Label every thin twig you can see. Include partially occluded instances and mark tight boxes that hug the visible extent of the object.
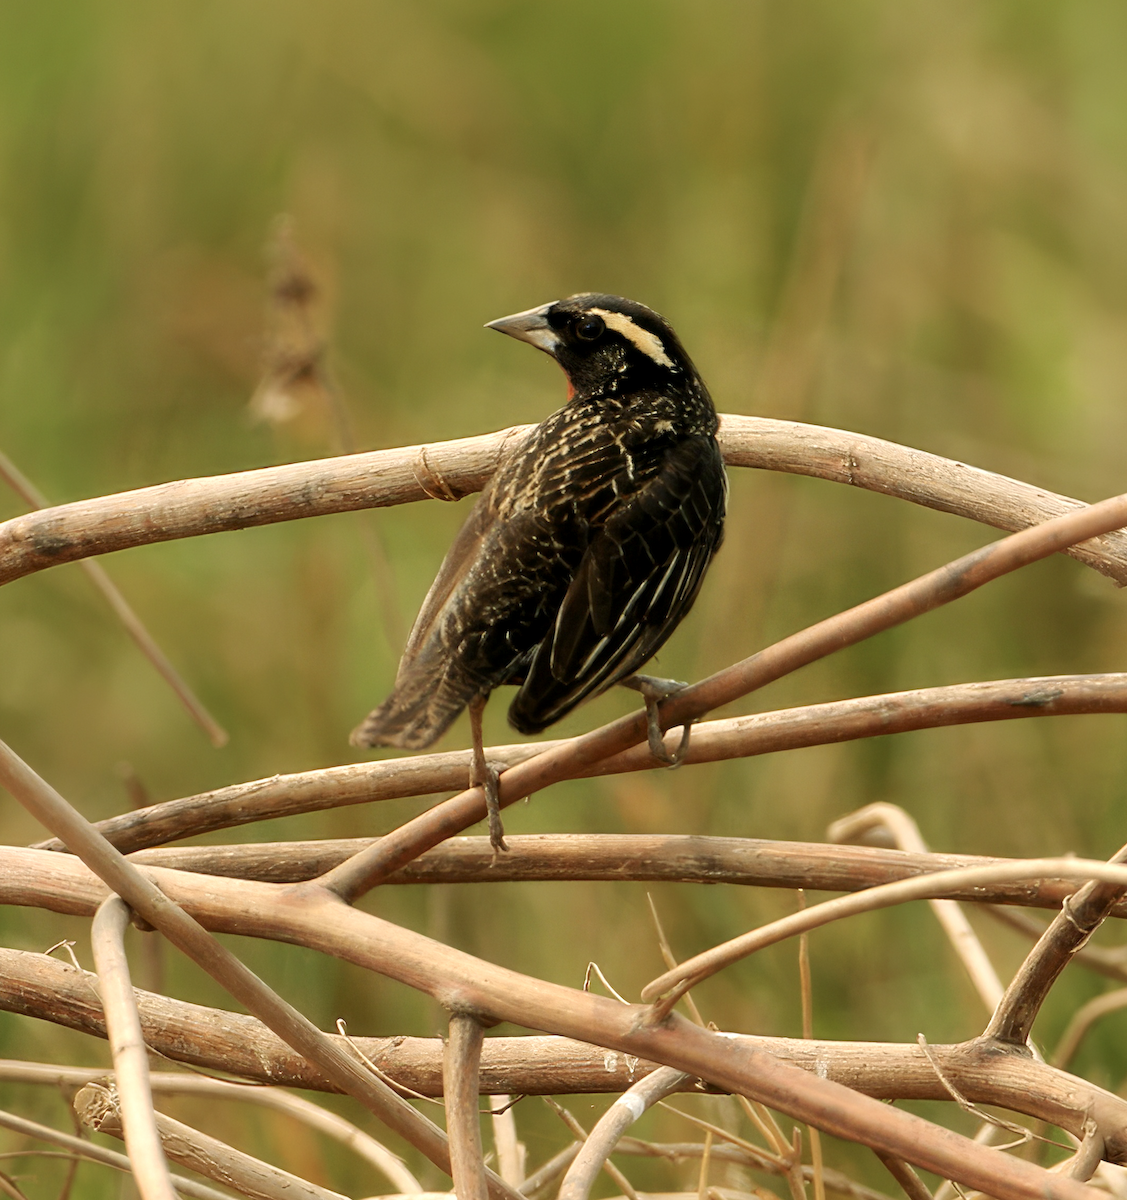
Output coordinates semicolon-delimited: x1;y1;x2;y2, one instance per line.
642;858;1127;1007
90;896;177;1200
491;1095;526;1188
1051;988;1127;1068
320;492;1127;903
797;895;826;1200
875;1153;933;1200
544;1099;639;1200
444;1015;489;1200
0;447;227;746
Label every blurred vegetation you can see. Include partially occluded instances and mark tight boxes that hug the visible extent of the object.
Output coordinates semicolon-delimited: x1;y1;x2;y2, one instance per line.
2;1;1127;1195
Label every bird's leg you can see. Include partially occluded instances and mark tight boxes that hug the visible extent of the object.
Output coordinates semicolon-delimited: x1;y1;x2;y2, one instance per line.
468;694;508;854
620;674;693;767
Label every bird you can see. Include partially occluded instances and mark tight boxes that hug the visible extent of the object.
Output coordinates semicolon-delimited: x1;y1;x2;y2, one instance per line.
351;293;727;850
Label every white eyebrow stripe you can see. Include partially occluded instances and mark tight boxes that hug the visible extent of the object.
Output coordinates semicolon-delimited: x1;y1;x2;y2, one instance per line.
588;308;675;369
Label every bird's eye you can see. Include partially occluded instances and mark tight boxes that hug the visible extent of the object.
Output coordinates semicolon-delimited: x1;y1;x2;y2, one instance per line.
574;314;605;341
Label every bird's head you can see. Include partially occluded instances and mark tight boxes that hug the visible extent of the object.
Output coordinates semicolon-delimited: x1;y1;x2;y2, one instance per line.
486;293;700;400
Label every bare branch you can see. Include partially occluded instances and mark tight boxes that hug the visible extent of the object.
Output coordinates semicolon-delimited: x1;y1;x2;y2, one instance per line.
74;1081;348;1200
320;493;1127;903
985;843;1127;1046
0;1106;231;1200
444;1015;489;1200
559;1067;688;1200
642;858;1127;1006
5;416;1127;585
119;834;1127;922
90;896;177;1200
0;1058;419;1192
36;674;1127;855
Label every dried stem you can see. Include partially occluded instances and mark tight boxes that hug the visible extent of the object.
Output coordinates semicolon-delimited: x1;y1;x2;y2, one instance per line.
0;1106;231;1200
642;858;1127;1005
320;493;1127;904
5;416;1127;585
874;1154;934;1200
0;447;226;746
0;1059;420;1192
985;843;1127;1045
558;1067;689;1200
444;1014;489;1200
90;896;177;1200
74;1082;347;1200
117;834;1127;919
36;674;1127;855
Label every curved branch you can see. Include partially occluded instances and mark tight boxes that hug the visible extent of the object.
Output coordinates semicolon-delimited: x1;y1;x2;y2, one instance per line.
35;674;1127;855
559;1067;689;1200
3;416;1126;587
642;859;1127;1005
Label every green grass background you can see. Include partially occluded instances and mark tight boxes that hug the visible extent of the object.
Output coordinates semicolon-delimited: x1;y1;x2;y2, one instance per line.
2;1;1127;1194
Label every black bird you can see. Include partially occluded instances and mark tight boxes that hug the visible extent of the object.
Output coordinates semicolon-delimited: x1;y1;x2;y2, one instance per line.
352;293;727;849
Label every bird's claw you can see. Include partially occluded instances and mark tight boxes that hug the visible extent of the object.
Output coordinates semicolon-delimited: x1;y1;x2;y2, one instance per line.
470;759;508;855
621;674;693;768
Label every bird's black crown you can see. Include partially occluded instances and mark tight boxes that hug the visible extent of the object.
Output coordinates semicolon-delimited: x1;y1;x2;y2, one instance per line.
487;292;702;400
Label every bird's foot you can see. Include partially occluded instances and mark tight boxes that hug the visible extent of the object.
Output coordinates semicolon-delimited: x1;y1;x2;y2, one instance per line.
621;674;693;768
470;759;509;855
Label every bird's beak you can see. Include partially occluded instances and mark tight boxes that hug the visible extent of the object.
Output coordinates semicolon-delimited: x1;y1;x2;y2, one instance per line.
485;303;560;357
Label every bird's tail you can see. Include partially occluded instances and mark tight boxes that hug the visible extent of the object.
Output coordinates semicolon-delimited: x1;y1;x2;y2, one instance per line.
350;669;476;750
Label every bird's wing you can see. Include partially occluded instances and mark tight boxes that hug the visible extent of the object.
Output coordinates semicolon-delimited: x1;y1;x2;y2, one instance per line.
394;487;499;679
508;434;726;734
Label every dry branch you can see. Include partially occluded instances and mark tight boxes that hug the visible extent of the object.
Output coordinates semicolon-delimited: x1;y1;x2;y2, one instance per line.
0;1106;231;1200
0;447;227;746
642;858;1127;1005
0;1058;420;1193
35;674;1127;855
121;835;1127;919
75;1082;347;1200
4;416;1127;587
